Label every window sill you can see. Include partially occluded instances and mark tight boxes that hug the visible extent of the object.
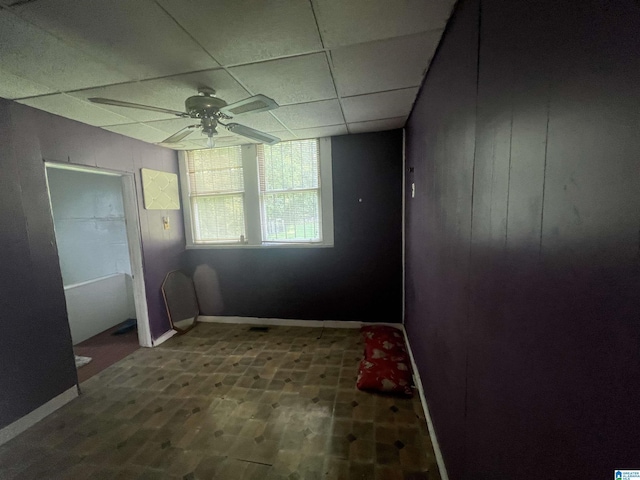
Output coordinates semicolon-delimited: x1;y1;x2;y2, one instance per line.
185;243;334;250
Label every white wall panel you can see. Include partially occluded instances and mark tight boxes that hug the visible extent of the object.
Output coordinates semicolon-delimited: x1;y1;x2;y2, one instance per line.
47;168;131;285
64;273;135;344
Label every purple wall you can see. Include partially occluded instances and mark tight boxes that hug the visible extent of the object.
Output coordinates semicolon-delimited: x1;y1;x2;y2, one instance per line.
186;131;403;322
0;99;184;429
405;0;640;478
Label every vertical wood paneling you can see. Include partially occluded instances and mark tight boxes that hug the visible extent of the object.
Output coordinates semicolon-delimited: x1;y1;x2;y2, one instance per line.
406;0;640;478
405;0;479;477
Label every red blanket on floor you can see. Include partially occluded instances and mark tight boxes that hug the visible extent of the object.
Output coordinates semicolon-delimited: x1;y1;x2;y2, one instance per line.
357;325;413;397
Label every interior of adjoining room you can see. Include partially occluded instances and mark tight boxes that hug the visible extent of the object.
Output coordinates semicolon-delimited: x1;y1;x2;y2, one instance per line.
45;163;153;381
0;0;639;479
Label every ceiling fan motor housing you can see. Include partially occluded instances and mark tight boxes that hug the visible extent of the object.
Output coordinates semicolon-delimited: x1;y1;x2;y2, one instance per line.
185;95;228;118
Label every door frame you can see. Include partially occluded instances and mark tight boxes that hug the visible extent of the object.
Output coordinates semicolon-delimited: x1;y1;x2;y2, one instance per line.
44;162;153;348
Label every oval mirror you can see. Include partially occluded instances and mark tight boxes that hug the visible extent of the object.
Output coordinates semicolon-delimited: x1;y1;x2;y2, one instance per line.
161;270;198;334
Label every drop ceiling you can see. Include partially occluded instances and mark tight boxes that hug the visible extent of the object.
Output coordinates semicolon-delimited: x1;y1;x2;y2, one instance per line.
0;0;455;150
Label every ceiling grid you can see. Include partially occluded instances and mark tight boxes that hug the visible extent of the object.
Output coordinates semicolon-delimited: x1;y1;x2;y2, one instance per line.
307;0;349;135
0;0;456;149
153;0;297;140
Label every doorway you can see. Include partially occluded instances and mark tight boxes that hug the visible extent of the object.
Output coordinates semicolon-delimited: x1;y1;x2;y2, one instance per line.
45;163;152;380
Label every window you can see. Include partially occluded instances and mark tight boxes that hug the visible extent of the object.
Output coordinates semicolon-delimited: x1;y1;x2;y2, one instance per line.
180;138;333;248
258;140;321;243
186;146;246;243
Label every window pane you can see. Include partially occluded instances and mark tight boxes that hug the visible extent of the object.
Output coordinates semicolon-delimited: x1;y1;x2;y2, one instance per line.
188;146;244;194
192;194;245;242
258;139;319;192
261;191;320;242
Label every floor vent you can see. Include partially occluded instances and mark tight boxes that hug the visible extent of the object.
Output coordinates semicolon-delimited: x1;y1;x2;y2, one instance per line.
248;326;269;332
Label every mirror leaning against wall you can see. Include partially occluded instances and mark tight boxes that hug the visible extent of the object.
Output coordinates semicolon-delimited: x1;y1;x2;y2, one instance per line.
161;270;199;334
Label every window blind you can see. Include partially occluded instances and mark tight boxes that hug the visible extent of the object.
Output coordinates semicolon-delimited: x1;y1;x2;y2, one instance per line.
257;139;321;242
187;146;246;242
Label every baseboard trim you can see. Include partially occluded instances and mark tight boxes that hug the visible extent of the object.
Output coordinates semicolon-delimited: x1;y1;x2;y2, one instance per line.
153;329;177;346
402;327;449;480
0;386;78;447
197;316;401;330
198;316;328;328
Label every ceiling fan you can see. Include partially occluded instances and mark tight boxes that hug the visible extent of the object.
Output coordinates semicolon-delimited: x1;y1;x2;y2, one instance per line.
88;87;281;147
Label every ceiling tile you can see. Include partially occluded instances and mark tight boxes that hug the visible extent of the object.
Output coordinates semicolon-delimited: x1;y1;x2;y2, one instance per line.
269;131;297;142
330;31;441;97
341;87;419;123
1;1;452;148
17;94;133;127
312;0;455;48
70;69;249;123
177;140;208;151
156;0;322;65
0;70;56;100
13;0;217;80
229;53;336;105
292;125;348;139
102;123;168;143
348;116;407;134
273;100;344;130
0;10;131;94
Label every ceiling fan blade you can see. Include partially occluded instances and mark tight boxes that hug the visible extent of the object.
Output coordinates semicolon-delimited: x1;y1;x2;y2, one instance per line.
160;125;199;143
88;97;188;117
218;94;279;117
224;123;280;145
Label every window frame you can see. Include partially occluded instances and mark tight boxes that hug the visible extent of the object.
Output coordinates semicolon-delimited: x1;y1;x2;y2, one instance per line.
179;137;333;249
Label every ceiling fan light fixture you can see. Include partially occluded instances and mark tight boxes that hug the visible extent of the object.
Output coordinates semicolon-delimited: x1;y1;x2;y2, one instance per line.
88;87;280;149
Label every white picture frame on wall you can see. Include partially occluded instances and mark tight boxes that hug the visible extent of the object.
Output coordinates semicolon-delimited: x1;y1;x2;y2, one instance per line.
141;168;180;210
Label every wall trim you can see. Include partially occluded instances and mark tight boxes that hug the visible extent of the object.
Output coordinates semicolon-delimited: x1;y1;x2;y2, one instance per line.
0;386;78;447
402;327;449;480
120;173;153;348
152;329;177;346
401;127;406;325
